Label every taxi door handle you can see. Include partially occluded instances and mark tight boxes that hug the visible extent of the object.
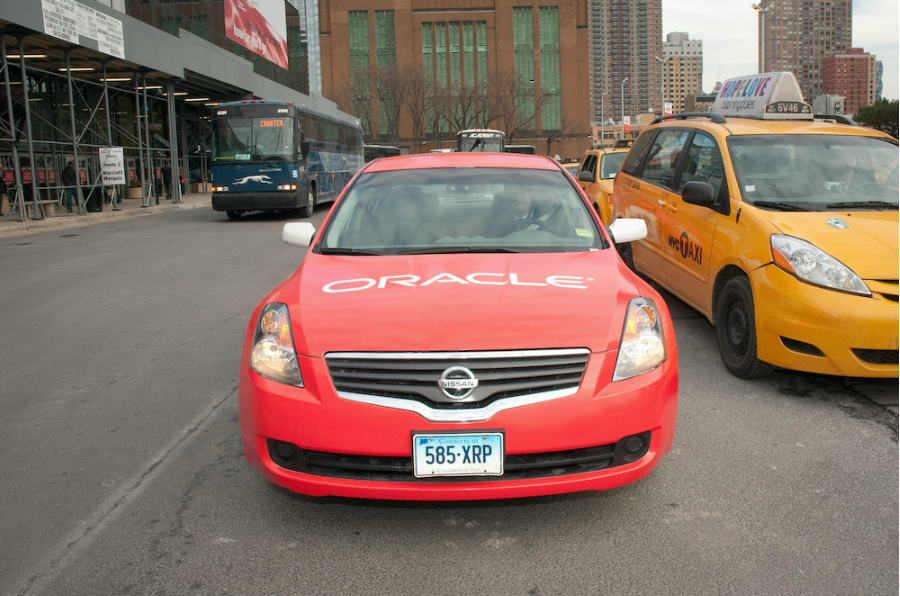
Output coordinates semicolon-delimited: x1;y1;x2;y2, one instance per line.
657;200;677;213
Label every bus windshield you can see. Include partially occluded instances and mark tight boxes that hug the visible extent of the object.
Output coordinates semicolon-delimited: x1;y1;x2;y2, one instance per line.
458;130;505;152
213;117;294;161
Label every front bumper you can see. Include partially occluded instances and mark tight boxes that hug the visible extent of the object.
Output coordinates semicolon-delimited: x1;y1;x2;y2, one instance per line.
211;191;301;212
239;349;678;500
752;265;899;378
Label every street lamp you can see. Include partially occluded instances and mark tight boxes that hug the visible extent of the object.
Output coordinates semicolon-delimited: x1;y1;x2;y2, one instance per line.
621;77;629;140
751;3;773;73
655;56;667;115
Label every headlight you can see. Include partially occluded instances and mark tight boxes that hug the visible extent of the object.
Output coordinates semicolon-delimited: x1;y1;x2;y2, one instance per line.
250;303;304;386
613;298;667;381
771;235;870;296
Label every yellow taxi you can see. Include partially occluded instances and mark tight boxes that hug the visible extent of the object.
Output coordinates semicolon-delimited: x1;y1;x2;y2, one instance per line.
575;144;632;224
614;72;898;379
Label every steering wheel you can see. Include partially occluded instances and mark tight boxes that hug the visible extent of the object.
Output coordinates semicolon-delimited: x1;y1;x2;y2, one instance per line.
506;218;558;235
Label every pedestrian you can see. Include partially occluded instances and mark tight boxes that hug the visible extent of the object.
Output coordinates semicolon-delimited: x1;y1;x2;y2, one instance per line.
160;164;173;200
62;162;78;212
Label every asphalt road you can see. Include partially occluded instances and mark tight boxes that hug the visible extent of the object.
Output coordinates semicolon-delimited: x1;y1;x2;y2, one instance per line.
1;208;896;596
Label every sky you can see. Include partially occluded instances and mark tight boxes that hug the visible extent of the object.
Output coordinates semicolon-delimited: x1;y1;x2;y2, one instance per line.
662;0;899;100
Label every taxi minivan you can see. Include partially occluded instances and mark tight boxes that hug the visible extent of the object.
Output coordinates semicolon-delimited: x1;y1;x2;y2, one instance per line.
614;72;898;379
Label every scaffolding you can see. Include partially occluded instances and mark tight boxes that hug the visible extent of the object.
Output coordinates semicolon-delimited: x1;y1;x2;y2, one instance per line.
1;29;218;223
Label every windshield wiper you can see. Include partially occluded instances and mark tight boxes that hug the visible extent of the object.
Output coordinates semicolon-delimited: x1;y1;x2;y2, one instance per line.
825;201;898;210
751;200;815;212
396;246;524;255
318;247;386;256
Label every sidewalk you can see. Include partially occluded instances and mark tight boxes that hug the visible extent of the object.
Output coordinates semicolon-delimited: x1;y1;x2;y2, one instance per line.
0;192;212;238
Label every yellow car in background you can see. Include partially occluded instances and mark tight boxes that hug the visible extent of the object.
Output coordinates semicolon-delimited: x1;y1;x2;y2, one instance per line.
575;146;631;224
614;72;898;379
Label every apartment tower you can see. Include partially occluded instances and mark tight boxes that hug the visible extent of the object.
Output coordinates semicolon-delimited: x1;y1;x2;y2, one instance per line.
754;0;852;101
589;0;663;127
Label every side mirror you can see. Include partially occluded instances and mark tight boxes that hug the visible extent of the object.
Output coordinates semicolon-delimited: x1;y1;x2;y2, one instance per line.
682;181;715;207
282;222;316;247
577;170;595;183
608;218;647;244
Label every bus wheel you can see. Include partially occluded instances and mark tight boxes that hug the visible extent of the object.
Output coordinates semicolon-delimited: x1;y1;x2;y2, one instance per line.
226;210;241;221
715;276;774;379
299;188;315;218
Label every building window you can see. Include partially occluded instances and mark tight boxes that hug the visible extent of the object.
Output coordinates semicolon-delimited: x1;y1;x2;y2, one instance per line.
513;7;535;119
539;6;561;130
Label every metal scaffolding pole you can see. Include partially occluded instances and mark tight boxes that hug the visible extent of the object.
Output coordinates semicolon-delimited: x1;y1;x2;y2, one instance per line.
19;39;43;220
134;72;147;206
65;50;84;214
1;38;26;222
101;62;119;211
142;73;154;206
166;79;181;204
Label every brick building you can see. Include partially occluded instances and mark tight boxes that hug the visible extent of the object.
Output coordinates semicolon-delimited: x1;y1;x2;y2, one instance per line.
318;0;592;159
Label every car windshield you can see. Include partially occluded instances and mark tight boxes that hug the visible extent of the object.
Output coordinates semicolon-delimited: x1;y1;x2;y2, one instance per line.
600;152;628;179
320;167;605;254
729;135;899;210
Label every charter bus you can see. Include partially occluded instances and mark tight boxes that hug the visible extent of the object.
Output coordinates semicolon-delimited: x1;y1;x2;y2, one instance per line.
211;100;364;220
363;144;401;162
457;129;505;152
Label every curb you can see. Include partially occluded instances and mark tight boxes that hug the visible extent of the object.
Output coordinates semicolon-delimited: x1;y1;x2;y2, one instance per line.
0;199;212;239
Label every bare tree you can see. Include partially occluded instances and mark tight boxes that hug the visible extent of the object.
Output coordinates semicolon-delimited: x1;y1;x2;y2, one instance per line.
545;113;573;158
372;65;402;145
449;80;488;133
342;67;374;142
488;69;545;144
424;80;452;149
397;66;427;152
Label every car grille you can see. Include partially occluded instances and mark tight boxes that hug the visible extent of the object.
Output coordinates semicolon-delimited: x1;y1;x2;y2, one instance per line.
266;432;651;482
325;349;590;409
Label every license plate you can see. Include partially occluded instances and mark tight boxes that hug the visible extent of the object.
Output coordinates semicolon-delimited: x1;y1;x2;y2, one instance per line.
412;432;504;478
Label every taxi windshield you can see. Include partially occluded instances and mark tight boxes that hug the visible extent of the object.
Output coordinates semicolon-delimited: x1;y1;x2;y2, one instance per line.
729;135;899;210
320;168;604;254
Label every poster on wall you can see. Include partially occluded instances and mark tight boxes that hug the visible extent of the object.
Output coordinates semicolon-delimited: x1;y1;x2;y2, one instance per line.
225;0;289;69
99;147;125;186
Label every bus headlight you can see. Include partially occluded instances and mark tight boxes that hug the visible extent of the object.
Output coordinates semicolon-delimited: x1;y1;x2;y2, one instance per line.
277;184;297;191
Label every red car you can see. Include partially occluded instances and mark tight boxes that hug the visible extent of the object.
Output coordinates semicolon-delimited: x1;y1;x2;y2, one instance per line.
239;152;678;500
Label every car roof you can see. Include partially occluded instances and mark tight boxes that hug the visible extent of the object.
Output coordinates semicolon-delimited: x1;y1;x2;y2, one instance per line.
361;152;564;173
652;115;893;139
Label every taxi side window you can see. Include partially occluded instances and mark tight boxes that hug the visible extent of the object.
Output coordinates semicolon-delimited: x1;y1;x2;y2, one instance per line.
621;131;655;176
639;129;690;190
677;132;725;199
580;154;598;179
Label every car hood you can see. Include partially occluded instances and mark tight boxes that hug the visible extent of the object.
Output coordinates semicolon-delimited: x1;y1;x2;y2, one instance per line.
760;210;898;279
280;251;640;356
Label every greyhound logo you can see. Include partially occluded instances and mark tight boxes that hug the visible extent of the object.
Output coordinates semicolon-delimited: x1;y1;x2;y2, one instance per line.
234;175;273;185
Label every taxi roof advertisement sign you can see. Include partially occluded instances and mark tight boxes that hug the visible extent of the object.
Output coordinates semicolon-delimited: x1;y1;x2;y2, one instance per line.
224;0;289;69
713;72;812;120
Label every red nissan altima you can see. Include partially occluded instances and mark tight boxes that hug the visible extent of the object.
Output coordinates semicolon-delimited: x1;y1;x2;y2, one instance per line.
239;152;678;500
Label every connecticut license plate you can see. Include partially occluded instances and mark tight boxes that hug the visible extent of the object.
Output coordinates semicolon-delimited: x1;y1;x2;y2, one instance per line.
412;432;504;478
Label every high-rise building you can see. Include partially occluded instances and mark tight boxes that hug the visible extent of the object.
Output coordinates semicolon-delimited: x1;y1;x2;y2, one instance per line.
753;0;851;101
823;48;878;116
319;0;591;157
662;32;703;115
589;0;663;128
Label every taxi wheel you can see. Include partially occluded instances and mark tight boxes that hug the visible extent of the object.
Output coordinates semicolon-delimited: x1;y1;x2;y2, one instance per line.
715;277;774;379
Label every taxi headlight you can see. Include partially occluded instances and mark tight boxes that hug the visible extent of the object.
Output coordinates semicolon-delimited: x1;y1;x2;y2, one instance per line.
249;303;304;386
613;298;667;381
771;235;870;296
